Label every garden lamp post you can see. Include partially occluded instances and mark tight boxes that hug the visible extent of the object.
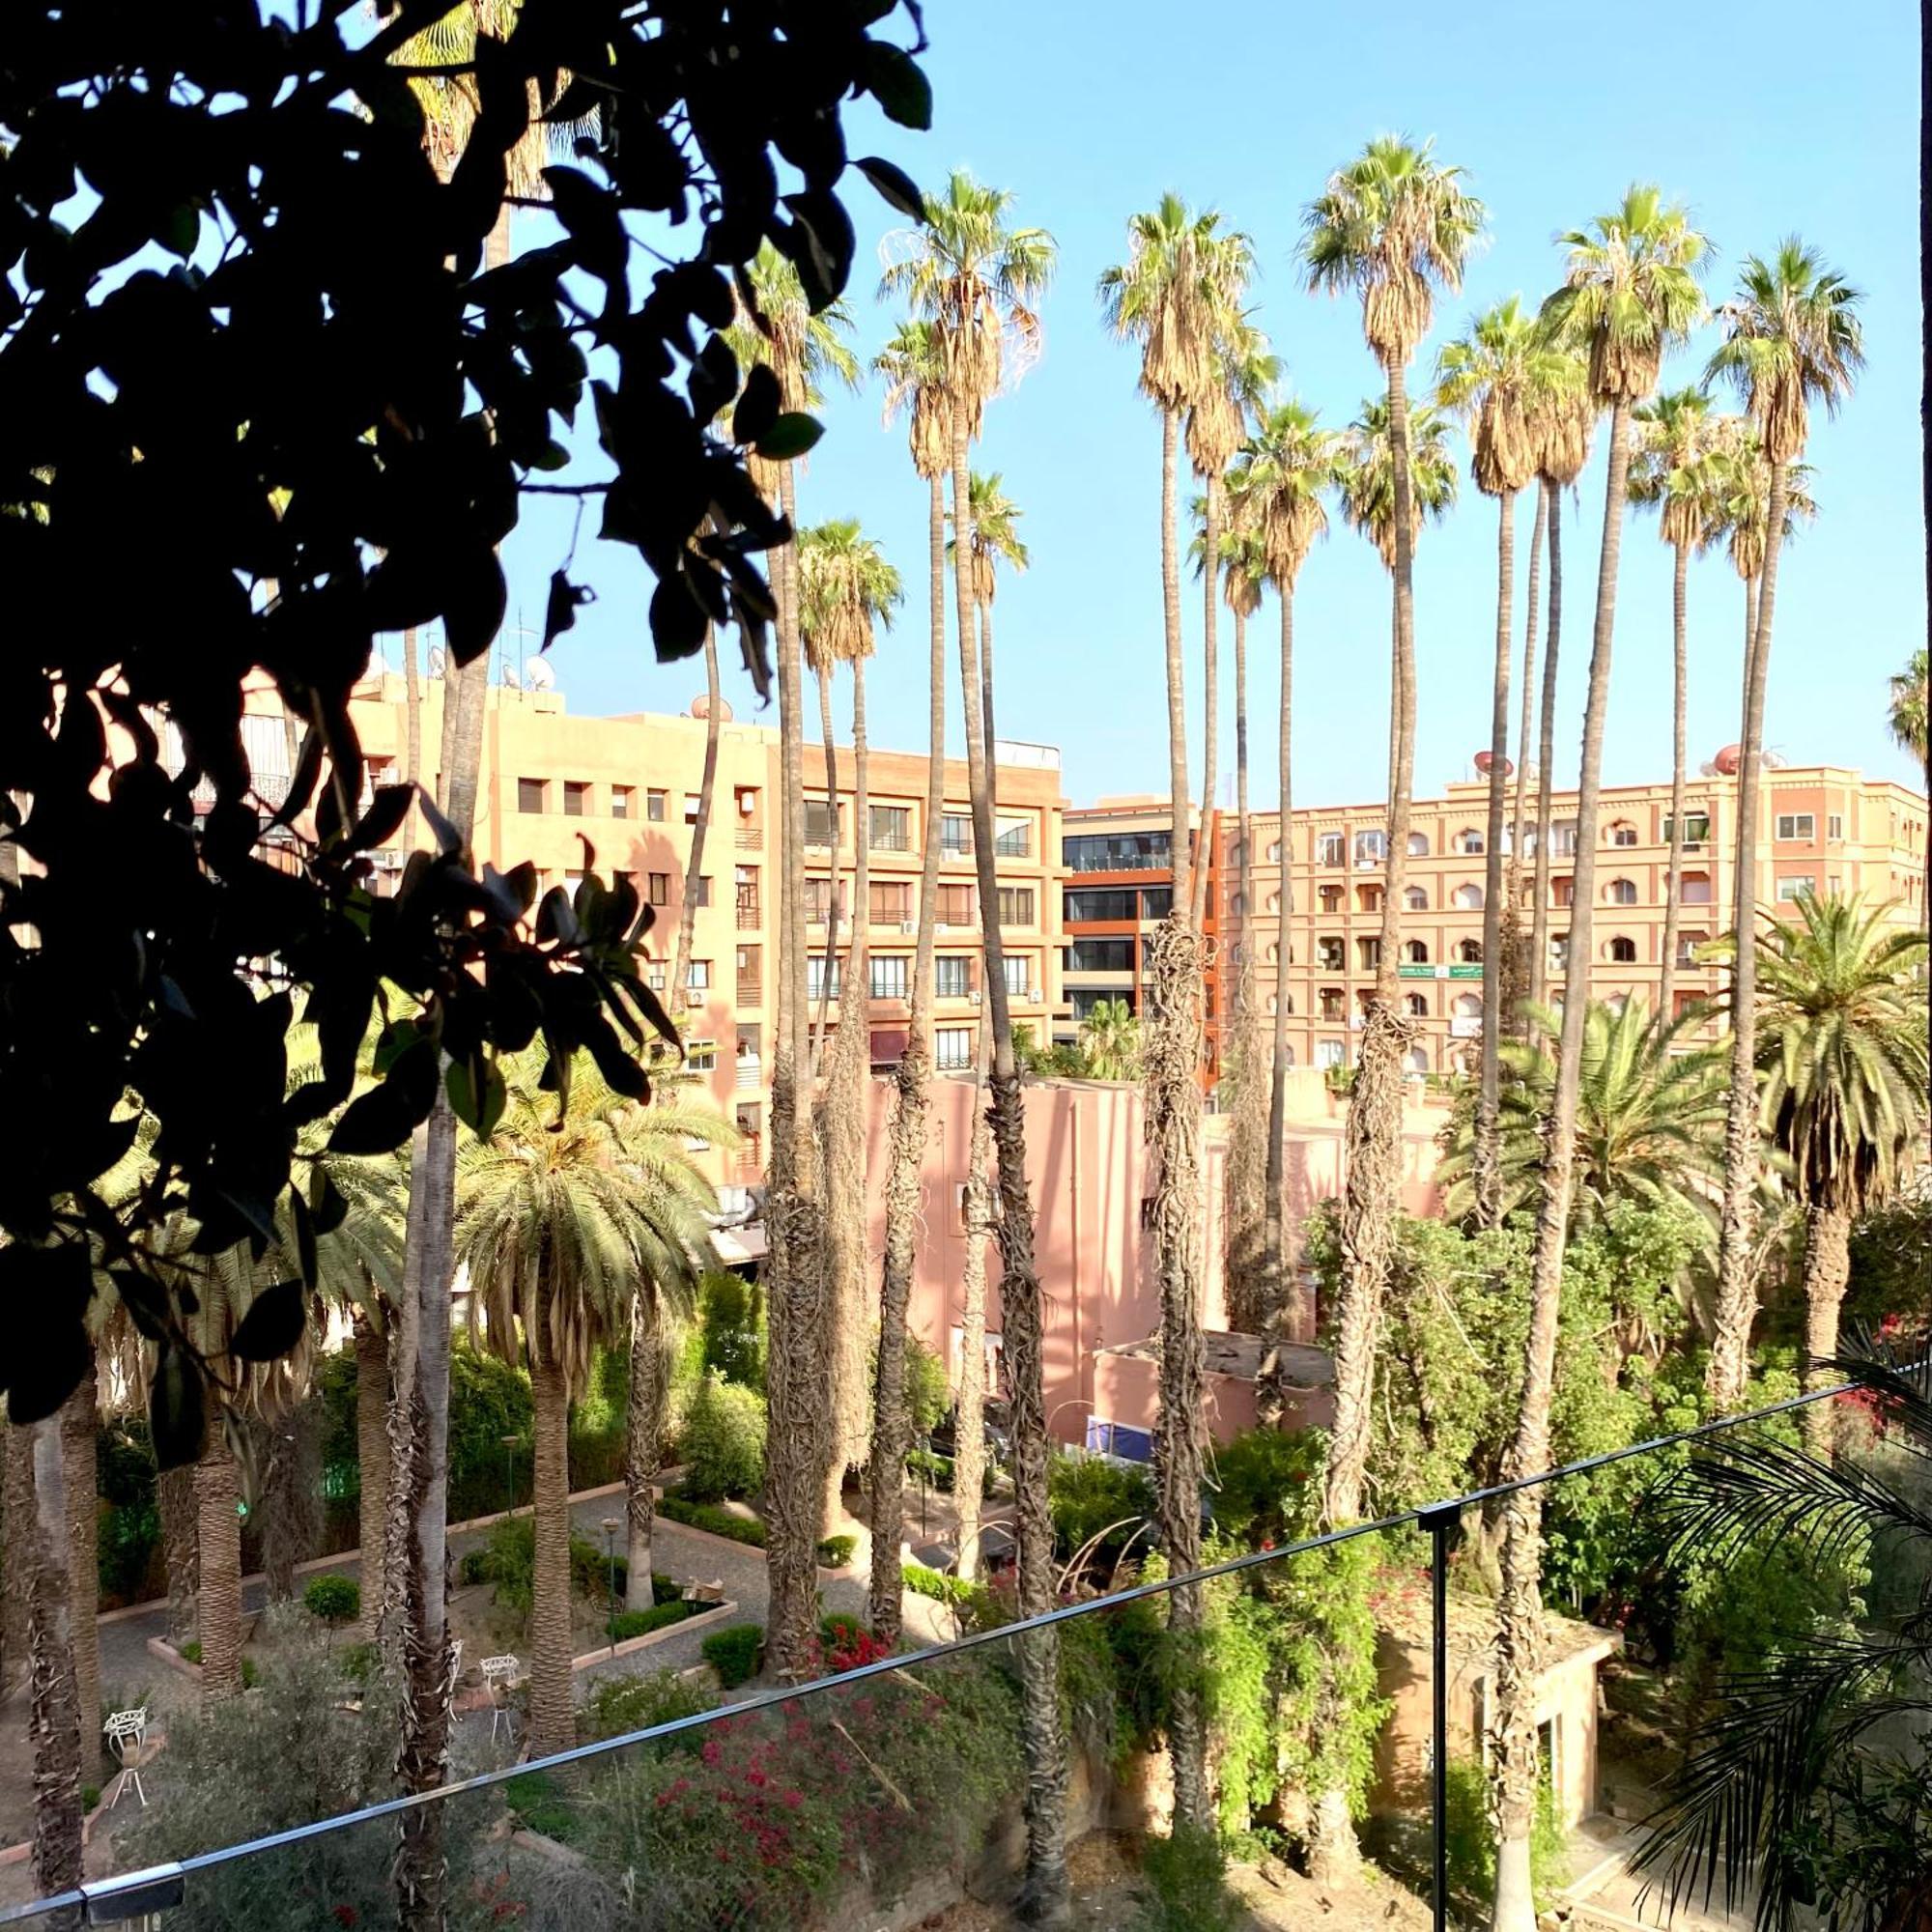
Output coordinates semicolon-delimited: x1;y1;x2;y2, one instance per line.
601;1516;622;1657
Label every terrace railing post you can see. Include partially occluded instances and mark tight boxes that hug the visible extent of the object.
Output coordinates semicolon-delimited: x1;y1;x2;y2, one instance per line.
1418;1501;1459;1932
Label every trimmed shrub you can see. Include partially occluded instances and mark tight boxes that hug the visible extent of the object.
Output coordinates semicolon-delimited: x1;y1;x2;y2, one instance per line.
658;1494;766;1548
696;1271;766;1391
679;1373;766;1502
700;1622;763;1689
301;1574;359;1628
1130;1824;1239;1931
578;1667;714;1745
605;1602;693;1643
477;1514;630;1624
814;1532;856;1569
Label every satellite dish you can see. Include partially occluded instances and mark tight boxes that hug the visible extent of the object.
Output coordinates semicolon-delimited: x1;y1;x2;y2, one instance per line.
502;664;521;689
525;656;556;691
692;693;734;723
427;645;446;679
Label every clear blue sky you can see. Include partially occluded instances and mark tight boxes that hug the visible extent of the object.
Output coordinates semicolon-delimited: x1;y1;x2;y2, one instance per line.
477;0;1926;812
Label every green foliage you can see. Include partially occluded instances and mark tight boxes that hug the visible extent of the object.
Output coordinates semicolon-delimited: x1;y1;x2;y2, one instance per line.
579;1668;716;1745
301;1574;359;1627
476;1515;632;1627
1207;1427;1324;1548
696;1271;767;1391
606;1603;693;1643
700;1622;764;1688
679;1372;768;1502
815;1533;856;1568
901;1561;988;1612
903;1331;951;1437
1442;1759;1569;1912
1846;1193;1932;1334
440;1343;534;1520
178;1640;200;1664
505;1771;582;1845
1130;1824;1240;1932
1048;1450;1154;1571
659;1494;767;1548
906;1442;997;1497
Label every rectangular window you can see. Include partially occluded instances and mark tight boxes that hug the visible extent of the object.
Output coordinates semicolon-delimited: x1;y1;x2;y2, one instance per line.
684;793;702;825
1357;937;1381;971
1353;829;1386;864
804;878;841;924
1776;876;1816;902
1662;811;1710;846
1316;1039;1345;1070
562;781;588;817
1317;938;1345;971
807;955;841;1001
611;785;633;821
804;799;838;847
1003;954;1030;997
1316;831;1345;867
869;955;909;1001
1828;813;1845;841
694;876;712;909
1549;820;1578;858
935;1027;974;1070
648;872;670;906
517;777;546;814
870;805;911;851
646;788;668;822
1776;812;1816;842
1068;936;1134;973
1065;888;1135;922
936;956;974;999
1063;831;1169;873
685;1038;718;1073
993;816;1031;859
686;960;710;991
1138;886;1174;921
935;883;975;925
940;812;973;857
868;880;913;925
996;887;1035;927
1551;877;1574;908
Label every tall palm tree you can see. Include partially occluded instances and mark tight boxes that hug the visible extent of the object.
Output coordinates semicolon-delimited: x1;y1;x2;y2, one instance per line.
883;169;1068;1922
799;520;902;1529
723;243;859;1681
1077;996;1144;1080
1098;191;1255;1836
953;470;1031;722
1229;399;1338;1376
1436;297;1568;1224
1629;389;1725;1021
454;1055;725;1757
1705;242;1864;1413
1300;146;1483;1620
1489;185;1708;1932
1890;648;1931;908
1525;359;1597;1010
867;319;951;1646
1336;398;1460;564
18;1396;82;1903
1745;895;1927;1445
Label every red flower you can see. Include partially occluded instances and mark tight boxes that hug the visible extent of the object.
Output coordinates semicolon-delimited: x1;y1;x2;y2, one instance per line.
332;1910;357;1929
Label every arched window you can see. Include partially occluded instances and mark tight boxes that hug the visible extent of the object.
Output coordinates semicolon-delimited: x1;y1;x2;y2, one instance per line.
1282;1044;1296;1069
1457;938;1483;964
1452;883;1484;910
1405;1046;1430;1076
1407;831;1431;857
1404;885;1428;911
1605;877;1637;906
1454;991;1482;1019
1607;820;1638;847
1403;939;1429;964
1455;828;1484;855
1404;992;1429;1017
1357;884;1383;913
1267;840;1283;864
1605;935;1637;964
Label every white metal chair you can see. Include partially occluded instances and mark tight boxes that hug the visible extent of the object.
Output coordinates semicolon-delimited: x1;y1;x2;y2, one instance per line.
104;1708;151;1809
480;1654;520;1746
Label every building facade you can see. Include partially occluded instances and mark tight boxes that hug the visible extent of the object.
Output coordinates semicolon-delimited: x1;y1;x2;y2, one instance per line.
1211;763;1927;1081
332;671;1069;1183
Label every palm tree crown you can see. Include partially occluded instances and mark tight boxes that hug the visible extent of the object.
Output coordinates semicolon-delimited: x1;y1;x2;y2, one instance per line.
1077;997;1143;1081
1628;388;1726;551
1710;433;1819;582
724;242;861;415
1435;295;1570;497
1337;396;1459;568
1228;397;1338;591
874;319;951;481
1540;185;1709;403
798;519;903;678
1706;240;1864;466
1889;648;1930;771
1301;135;1487;370
948;472;1029;607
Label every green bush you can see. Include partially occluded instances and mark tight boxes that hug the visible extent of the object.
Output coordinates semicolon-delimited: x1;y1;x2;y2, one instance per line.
659;1494;766;1548
605;1602;692;1643
504;1770;581;1845
650;1572;681;1605
1048;1450;1154;1568
700;1622;763;1688
818;1610;866;1652
1130;1824;1239;1932
459;1548;489;1586
301;1574;359;1627
567;1341;630;1492
815;1532;856;1569
179;1647;261;1688
901;1561;977;1607
475;1515;632;1626
905;1445;997;1498
178;1640;201;1663
679;1373;767;1502
1442;1758;1568;1911
696;1271;766;1390
578;1667;714;1744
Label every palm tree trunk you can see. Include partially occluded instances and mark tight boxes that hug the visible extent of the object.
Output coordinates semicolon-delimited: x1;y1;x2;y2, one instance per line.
670;627;722;1002
623;1285;661;1612
1500;482;1548;1037
763;462;828;1684
1491;397;1634;1932
158;1463;198;1648
195;1435;243;1701
1192;479;1220;933
953;1044;992;1586
867;470;949;1643
60;1366;100;1780
811;665;842;1080
1659;542;1691;1022
355;1310;389;1639
26;1416;83;1907
1261;585;1297;1409
1709;465;1791;1412
1474;487;1518;1227
952;397;1068;1923
526;1353;573;1759
1160;409;1193;911
3;1425;29;1694
1528;481;1564;1011
1226;599;1268;1333
819;658;871;1533
401;625;423;855
1800;1202;1853;1456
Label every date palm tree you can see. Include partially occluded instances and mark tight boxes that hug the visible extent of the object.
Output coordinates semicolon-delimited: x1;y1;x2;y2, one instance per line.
723;243;859;1681
1228;399;1339;1375
1098;191;1256;1835
455;1054;727;1757
1489;185;1708;1932
1890;648;1931;901
1077;996;1144;1081
882;169;1068;1921
798;520;902;1529
1705;242;1864;1414
1738;895;1927;1446
1630;389;1726;1021
867;319;951;1645
1300;146;1483;1616
1436;297;1569;1224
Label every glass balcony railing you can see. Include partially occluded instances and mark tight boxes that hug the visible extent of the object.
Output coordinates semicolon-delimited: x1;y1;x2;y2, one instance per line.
0;1378;1889;1932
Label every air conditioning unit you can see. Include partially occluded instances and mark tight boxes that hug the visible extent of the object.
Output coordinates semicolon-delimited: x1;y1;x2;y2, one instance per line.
935;922;951;932
685;990;704;1009
968;990;982;1007
1029;987;1042;1003
899;920;916;934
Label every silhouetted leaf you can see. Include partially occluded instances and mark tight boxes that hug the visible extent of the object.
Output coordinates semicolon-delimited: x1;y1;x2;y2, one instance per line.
854;156;925;220
148;1342;207;1472
754;412;824;462
347;784;412;854
731;364;781;445
542;569;594;650
864;46;933;129
228;1278;306;1363
327;1038;440;1153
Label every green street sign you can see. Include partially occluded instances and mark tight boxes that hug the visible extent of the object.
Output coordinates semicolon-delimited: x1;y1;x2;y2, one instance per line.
1397;964;1435;980
1447;964;1483;980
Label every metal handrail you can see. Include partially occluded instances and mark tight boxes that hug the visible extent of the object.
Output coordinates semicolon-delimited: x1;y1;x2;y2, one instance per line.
0;1374;1868;1929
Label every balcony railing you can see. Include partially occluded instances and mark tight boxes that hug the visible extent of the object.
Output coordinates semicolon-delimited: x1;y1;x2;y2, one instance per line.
734;824;763;851
735;979;761;1008
735;897;760;929
733;1056;762;1090
1063;849;1169;874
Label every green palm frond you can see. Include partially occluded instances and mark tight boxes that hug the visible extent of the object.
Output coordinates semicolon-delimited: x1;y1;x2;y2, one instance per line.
798;518;902;674
1228;396;1338;592
1336;396;1459;569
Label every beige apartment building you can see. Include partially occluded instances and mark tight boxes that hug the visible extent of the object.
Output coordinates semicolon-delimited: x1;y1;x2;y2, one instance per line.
335;671;1068;1181
1211;763;1927;1081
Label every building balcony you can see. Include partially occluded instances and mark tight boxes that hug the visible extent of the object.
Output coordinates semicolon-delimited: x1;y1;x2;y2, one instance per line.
735;980;762;1008
734;825;763;852
734;1058;762;1091
736;899;761;930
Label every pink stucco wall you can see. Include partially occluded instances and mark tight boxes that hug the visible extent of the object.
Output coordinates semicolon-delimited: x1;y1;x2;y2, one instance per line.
858;1069;1447;1448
